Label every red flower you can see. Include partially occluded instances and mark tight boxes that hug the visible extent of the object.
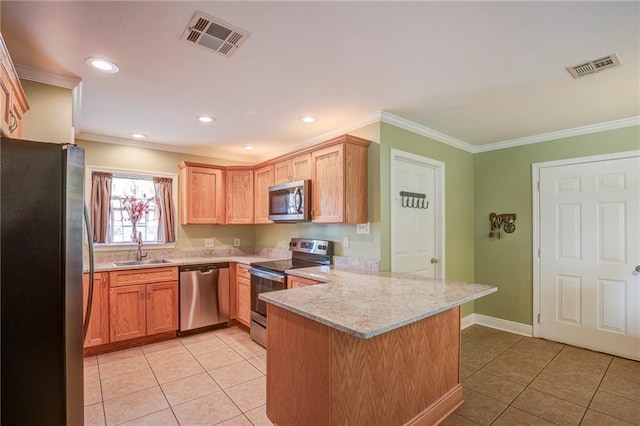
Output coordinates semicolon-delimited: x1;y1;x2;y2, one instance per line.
121;194;154;225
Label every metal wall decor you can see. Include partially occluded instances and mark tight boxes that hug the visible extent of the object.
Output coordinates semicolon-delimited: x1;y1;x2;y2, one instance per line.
400;191;429;209
489;212;516;239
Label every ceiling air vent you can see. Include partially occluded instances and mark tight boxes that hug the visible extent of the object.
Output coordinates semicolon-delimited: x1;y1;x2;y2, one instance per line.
180;11;250;58
566;53;620;79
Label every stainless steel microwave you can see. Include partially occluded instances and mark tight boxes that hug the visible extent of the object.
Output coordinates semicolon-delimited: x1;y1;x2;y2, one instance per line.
268;180;311;222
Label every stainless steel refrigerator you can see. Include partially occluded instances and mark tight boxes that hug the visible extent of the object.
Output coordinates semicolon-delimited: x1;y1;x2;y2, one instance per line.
1;138;85;425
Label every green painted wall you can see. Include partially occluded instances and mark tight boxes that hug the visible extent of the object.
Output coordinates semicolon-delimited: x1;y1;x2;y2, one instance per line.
21;80;73;144
77;139;255;251
474;126;640;325
379;123;476;317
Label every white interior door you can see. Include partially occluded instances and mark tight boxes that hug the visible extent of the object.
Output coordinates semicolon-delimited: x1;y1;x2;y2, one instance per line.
538;155;640;360
390;150;444;278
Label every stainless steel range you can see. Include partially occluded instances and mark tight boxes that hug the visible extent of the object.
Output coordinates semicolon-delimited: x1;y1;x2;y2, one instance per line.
248;238;333;347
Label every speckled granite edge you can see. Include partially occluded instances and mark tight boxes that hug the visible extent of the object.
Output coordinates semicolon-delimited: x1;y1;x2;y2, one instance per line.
264;286;496;339
87;255;273;273
261;267;498;339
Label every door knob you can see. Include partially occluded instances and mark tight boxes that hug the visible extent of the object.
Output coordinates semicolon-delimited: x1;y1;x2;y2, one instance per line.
636;265;640;273
430;258;439;264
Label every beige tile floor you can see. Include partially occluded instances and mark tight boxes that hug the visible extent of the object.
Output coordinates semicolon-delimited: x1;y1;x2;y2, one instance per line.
84;325;640;425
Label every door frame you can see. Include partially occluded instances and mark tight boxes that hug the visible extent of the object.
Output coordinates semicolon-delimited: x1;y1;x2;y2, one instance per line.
390;149;446;279
531;150;640;338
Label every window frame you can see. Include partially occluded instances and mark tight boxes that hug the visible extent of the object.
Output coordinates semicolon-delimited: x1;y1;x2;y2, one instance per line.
85;165;178;251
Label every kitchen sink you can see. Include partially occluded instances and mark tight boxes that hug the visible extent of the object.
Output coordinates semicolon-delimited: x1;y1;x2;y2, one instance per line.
112;259;173;267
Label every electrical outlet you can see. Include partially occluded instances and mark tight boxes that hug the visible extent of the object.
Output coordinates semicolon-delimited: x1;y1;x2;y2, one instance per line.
204;238;214;248
356;222;370;234
343;236;350;248
233;238;240;247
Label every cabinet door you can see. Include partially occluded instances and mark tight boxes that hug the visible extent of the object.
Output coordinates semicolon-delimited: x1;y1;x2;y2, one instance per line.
146;281;179;335
274;160;292;185
312;144;344;223
291;153;312;181
236;276;251;327
288;275;322;289
254;165;274;224
226;169;254;224
83;272;110;348
180;166;224;224
110;284;146;342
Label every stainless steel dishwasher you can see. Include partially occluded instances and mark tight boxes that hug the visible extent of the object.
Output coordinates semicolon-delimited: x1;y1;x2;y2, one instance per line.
179;263;230;334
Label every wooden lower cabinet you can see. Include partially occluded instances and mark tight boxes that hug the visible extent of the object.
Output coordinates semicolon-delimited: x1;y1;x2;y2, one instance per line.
110;284;146;342
288;275;322;289
83;272;110;348
109;267;179;343
236;264;251;327
146;282;179;335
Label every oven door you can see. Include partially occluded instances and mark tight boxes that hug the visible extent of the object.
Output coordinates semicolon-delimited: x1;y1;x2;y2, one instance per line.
248;267;287;320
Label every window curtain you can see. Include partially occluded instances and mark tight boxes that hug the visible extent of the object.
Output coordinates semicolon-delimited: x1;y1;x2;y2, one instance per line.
153;177;176;243
91;172;113;243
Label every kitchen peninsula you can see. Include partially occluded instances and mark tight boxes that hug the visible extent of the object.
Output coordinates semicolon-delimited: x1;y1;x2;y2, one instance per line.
260;267;497;426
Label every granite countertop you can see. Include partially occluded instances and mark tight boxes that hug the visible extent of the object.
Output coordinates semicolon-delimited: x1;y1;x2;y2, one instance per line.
260;266;497;339
87;255;272;272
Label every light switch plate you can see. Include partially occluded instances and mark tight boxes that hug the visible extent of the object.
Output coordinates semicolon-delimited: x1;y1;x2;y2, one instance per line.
204;238;214;248
356;222;370;234
343;236;350;248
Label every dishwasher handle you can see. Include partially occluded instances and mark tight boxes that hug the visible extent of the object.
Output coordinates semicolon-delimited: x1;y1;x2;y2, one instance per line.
179;263;230;273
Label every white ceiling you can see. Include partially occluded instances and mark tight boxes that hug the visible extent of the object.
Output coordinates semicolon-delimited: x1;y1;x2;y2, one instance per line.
3;1;639;162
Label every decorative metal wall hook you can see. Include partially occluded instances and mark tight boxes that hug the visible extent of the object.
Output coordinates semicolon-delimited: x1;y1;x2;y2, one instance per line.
400;191;429;209
489;212;516;239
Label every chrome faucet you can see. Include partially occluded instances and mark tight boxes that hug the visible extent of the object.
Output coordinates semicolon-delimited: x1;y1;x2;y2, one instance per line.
136;232;147;261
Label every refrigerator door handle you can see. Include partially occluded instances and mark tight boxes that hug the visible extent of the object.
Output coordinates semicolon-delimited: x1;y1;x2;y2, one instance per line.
83;203;96;341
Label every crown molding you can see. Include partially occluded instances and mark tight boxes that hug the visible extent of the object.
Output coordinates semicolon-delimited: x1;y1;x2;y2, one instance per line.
473;116;640;153
379;111;476;153
15;64;82;90
75;132;251;163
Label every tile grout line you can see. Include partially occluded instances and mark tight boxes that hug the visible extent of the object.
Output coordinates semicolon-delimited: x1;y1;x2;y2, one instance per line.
575;355;613;425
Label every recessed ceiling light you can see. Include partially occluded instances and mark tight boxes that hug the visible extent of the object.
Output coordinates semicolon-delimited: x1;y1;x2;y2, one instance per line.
85;57;119;73
243;145;254;151
198;115;215;123
300;116;316;124
129;133;147;139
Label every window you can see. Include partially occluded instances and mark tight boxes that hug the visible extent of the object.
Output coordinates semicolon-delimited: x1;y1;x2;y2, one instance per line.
87;166;178;249
110;176;159;243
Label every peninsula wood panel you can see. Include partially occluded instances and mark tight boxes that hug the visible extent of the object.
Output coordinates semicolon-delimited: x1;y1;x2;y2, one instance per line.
110;267;178;287
254;165;274;224
331;307;460;425
267;305;332;426
83;272;109;348
146;281;179;335
226;168;254;224
266;305;461;426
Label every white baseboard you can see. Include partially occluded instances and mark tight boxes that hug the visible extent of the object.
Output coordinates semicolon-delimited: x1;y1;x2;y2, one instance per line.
461;313;533;337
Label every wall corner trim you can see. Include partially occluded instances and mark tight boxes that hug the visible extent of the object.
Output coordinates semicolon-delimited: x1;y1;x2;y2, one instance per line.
461;313;533;337
380;111;476;153
15;64;82;90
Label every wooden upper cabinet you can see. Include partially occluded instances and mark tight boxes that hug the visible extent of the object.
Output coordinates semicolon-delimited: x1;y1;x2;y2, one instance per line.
274;154;312;185
178;162;225;225
311;136;370;224
226;168;254;224
254;165;274;224
0;35;29;138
